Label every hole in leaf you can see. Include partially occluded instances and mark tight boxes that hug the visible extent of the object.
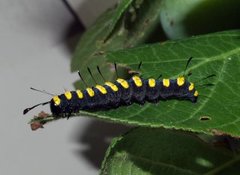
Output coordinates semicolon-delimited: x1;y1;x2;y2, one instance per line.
199;116;211;121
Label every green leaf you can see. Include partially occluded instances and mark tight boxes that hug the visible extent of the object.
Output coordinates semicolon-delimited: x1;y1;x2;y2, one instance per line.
103;0;134;41
77;30;240;137
71;0;163;88
101;128;240;175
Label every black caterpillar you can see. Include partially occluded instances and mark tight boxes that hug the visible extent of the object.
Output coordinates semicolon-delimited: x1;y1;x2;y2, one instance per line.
23;57;201;118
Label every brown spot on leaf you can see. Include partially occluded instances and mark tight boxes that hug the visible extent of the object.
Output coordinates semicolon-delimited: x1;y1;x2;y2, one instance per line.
211;129;228;136
210;129;240;138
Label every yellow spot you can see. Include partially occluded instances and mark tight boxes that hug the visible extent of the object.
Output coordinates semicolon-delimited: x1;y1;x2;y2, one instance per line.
64;91;72;100
148;79;156;87
86;88;95;97
177;76;185;86
53;96;61;106
117;78;129;89
194;90;199;97
95;85;107;94
105;82;118;92
163;79;170;87
189;83;194;91
132;76;142;87
76;90;83;99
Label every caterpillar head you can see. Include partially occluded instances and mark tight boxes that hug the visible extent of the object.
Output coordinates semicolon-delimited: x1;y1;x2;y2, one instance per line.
50;92;81;117
50;95;65;116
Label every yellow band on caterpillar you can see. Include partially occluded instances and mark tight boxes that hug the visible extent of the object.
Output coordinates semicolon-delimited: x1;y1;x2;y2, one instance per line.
132;76;142;87
64;91;72;100
148;78;156;87
189;83;194;91
95;85;107;94
105;82;118;92
117;78;129;89
86;88;95;97
76;90;83;99
53;96;61;106
194;90;199;97
163;79;170;87
177;76;185;86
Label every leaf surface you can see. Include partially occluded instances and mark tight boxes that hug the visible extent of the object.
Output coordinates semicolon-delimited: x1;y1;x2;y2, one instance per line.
101;128;240;175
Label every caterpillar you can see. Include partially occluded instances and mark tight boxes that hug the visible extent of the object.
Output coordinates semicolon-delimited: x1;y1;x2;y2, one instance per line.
24;57;207;118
